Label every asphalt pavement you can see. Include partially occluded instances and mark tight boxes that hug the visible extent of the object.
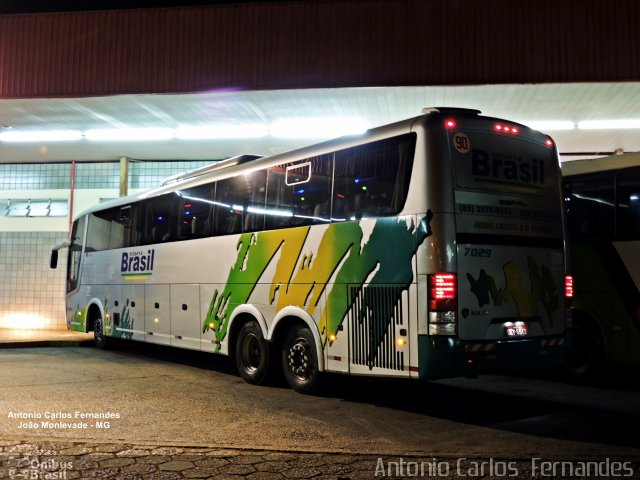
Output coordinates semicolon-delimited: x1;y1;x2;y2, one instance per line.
1;330;639;480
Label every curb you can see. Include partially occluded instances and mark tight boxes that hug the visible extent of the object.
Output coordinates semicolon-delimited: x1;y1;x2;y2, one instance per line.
0;340;93;349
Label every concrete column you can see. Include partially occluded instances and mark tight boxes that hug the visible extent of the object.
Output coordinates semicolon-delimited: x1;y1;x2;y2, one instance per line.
119;157;129;197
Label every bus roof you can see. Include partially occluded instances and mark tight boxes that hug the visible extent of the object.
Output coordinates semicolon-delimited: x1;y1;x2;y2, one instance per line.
73;107;540;219
561;152;640;177
75;115;422;219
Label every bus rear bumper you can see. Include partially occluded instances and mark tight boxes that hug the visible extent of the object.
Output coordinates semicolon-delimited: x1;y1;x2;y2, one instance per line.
418;332;570;380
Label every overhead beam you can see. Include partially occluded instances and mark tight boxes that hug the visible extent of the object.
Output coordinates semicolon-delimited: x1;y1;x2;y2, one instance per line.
0;1;638;98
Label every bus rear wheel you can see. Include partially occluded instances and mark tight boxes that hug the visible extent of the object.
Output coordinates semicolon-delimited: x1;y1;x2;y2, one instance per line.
235;321;271;385
282;325;321;394
565;322;603;379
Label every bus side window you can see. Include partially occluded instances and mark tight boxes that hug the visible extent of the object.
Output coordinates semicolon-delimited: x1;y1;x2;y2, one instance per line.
176;184;214;240
265;155;332;230
333;134;415;221
616;172;640;240
213;170;267;235
127;204;142;247
86;209;113;252
566;176;615;241
110;205;137;249
142;194;175;244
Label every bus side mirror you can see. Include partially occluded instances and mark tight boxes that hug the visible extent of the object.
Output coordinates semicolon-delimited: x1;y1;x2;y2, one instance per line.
50;240;71;269
50;250;59;269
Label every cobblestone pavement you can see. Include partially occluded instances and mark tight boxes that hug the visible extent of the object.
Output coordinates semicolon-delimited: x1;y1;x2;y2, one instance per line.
1;441;639;479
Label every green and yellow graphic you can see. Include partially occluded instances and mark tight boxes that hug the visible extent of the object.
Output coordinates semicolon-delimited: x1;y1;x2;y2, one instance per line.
466;255;560;324
204;216;431;353
69;304;88;332
110;298;135;340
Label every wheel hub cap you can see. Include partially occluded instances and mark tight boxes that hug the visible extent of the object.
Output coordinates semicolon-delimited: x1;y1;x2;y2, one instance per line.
288;340;310;379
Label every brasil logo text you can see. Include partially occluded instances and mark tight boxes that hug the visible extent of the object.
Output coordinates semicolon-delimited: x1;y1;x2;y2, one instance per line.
121;249;155;280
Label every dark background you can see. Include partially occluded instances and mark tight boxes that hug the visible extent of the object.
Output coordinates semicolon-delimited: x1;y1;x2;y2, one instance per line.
0;0;300;14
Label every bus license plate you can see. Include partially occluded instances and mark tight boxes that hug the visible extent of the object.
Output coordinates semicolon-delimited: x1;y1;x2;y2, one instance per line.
505;322;528;337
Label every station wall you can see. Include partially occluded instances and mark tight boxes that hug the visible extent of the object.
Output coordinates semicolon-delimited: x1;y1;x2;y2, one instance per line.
0;160;212;330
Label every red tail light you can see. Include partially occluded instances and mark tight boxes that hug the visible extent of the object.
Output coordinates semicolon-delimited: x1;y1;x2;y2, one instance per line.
565;275;574;298
428;273;457;311
565;275;574;327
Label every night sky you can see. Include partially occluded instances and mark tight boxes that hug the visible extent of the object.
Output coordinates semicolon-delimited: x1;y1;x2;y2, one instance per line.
0;0;301;14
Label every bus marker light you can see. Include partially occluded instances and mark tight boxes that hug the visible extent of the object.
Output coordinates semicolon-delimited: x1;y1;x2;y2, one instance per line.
208;322;214;329
494;123;520;135
397;338;406;346
154;318;159;323
329;334;337;342
445;119;456;129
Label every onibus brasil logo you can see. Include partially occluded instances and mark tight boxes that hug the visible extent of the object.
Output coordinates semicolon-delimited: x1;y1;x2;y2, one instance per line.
121;249;155;280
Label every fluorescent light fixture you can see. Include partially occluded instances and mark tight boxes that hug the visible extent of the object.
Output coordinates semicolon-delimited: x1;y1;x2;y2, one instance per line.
522;121;575;131
271;117;368;139
0;117;375;143
0;130;83;142
176;124;268;139
578;119;640;130
85;128;174;141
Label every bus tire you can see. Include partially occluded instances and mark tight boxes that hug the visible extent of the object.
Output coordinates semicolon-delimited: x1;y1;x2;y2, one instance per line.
93;313;109;350
565;321;603;380
282;324;321;394
235;321;271;385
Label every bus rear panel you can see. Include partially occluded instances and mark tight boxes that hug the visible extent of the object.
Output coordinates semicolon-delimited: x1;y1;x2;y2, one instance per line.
419;111;570;379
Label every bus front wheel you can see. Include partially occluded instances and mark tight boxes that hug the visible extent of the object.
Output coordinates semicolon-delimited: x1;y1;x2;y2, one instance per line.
282;325;321;394
235;321;271;385
93;313;109;350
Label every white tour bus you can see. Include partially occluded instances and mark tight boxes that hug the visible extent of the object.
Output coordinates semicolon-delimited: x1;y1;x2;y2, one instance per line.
51;107;571;393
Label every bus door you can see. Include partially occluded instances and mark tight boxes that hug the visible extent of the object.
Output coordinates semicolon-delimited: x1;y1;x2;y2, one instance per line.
65;216;88;331
121;285;145;341
145;285;171;345
170;284;201;350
